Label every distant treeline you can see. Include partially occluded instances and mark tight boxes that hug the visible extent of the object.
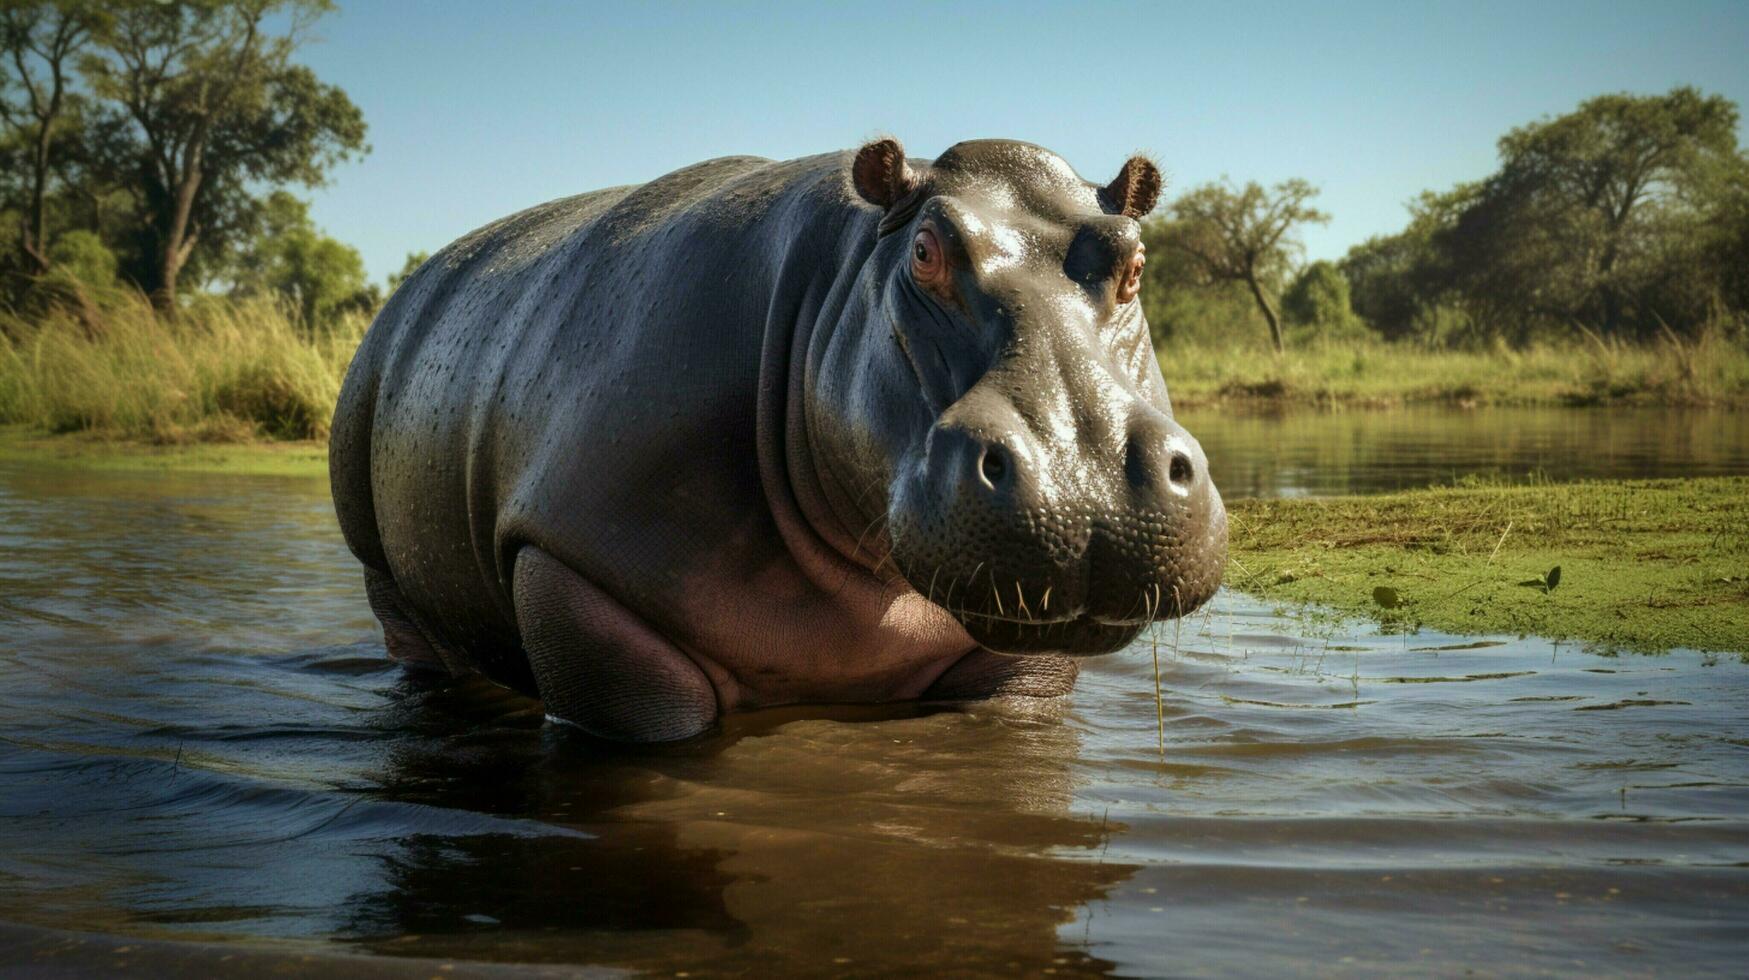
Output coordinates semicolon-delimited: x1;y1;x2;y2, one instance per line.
5;4;1747;354
1141;87;1749;351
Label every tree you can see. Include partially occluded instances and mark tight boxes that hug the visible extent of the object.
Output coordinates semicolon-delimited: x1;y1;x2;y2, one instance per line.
1435;87;1743;339
80;0;366;312
231;190;372;327
1281;260;1362;340
1160;178;1328;352
387;250;429;292
46;226;114;287
0;1;103;275
1340;184;1484;343
1689;151;1749;324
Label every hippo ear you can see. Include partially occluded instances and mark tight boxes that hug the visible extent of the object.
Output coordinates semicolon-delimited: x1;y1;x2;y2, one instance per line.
852;137;920;210
1099;154;1164;220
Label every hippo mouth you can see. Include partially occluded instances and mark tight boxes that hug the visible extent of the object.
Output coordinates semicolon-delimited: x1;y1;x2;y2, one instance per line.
888;523;1228;656
954;608;1151;656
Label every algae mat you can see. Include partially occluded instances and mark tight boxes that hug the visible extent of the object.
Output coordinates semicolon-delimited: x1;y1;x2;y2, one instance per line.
1228;477;1749;654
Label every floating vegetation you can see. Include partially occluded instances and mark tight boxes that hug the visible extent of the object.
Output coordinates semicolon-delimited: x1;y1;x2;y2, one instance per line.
1227;477;1749;655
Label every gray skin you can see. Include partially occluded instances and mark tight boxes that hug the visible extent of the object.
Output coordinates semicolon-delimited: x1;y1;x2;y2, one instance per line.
330;137;1228;742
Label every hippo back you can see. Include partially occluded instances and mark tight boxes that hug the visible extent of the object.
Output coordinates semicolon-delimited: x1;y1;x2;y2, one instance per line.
330;153;868;690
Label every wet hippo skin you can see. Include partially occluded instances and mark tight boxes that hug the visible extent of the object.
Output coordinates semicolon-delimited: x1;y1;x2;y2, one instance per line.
330;137;1228;742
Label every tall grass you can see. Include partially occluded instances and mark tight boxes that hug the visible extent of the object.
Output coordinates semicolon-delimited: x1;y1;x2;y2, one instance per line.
1159;331;1749;408
2;285;1743;447
0;286;365;442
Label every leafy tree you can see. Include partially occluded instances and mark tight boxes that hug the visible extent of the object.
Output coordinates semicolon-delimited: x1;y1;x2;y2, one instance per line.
1434;87;1744;339
1339;185;1484;343
46;226;114;287
80;0;367;312
1136;217;1259;348
0;1;103;275
1159;178;1329;352
1691;151;1749;325
387;250;429;292
230;189;372;327
1281;259;1362;340
1340;233;1424;340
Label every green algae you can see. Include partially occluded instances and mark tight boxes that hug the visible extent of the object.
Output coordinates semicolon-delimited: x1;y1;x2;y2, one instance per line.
1227;477;1749;655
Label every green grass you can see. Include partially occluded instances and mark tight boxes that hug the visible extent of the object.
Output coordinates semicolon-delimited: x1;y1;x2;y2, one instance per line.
1161;334;1749;408
1226;477;1749;655
0;287;364;443
3;286;1745;453
0;425;328;478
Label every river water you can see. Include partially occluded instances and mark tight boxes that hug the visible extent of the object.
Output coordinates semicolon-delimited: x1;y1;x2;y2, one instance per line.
0;407;1745;977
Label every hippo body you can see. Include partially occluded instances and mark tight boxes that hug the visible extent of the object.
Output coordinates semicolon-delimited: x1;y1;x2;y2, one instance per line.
331;140;1226;741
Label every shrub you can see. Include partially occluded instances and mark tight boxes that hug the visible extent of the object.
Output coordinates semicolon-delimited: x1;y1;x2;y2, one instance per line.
0;287;364;442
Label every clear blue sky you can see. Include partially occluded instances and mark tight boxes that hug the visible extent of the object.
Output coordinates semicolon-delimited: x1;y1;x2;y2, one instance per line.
295;1;1749;284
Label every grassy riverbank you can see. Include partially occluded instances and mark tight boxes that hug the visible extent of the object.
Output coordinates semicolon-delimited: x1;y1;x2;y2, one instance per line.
1161;336;1749;409
4;293;1746;654
1;291;1746;449
1226;477;1749;655
0;290;363;444
0;426;328;478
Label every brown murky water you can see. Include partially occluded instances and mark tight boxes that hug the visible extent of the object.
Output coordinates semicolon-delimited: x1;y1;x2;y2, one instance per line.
1;407;1746;976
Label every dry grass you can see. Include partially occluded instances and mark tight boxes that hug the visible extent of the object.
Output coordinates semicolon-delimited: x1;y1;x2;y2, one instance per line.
1161;332;1749;408
0;285;365;442
3;284;1745;446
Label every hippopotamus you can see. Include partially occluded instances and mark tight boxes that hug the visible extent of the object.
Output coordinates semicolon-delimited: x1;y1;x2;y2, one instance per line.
330;137;1227;742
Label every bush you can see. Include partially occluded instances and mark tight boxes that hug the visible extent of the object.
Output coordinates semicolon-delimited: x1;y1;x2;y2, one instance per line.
0;288;364;441
1282;261;1367;344
48;231;119;289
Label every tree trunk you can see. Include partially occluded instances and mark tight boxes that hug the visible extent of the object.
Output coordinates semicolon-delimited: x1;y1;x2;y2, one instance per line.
23;121;52;274
152;163;203;316
1244;274;1285;353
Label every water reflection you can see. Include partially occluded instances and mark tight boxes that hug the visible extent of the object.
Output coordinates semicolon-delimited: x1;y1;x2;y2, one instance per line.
1180;405;1749;497
340;682;1128;973
0;644;1130;974
0;414;1746;975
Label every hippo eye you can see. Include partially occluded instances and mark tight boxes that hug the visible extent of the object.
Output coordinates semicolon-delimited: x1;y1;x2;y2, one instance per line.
1116;246;1145;304
911;228;947;286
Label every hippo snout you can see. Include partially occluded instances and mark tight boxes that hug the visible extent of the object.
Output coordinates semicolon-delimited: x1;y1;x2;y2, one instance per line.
888;405;1228;657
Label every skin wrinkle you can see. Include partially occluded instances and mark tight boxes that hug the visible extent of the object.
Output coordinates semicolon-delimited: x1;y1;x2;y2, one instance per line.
888;291;952;419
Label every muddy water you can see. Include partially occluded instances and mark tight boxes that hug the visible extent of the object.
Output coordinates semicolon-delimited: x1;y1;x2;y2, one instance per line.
1;410;1746;976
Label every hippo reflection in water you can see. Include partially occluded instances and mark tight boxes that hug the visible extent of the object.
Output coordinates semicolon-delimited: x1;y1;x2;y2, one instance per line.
330;137;1228;742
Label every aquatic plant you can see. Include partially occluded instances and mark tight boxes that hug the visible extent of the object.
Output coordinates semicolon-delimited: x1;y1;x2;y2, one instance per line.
1229;477;1749;655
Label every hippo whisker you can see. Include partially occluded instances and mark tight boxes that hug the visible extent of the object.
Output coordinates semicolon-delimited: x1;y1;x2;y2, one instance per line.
959;609;1078;627
1118;586;1150;626
848;510;890;567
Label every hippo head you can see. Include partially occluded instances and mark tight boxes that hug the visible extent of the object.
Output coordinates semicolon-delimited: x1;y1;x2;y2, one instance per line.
808;137;1227;657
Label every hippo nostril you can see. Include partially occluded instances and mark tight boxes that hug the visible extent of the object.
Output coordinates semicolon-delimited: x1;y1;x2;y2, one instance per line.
1168;452;1194;487
978;444;1010;490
